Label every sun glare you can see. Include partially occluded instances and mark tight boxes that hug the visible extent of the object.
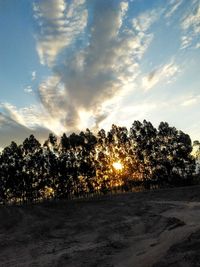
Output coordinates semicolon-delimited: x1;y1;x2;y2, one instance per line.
113;161;123;171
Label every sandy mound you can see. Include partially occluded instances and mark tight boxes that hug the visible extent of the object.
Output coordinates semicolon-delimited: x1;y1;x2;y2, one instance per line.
0;186;200;267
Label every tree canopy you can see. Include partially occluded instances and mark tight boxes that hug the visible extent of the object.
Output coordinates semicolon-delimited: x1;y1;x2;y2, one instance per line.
0;120;197;204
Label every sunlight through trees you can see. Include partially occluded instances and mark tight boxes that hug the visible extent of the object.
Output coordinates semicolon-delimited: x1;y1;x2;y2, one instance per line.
0;120;198;205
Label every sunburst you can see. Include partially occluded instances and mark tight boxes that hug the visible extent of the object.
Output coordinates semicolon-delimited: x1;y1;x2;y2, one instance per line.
112;161;123;171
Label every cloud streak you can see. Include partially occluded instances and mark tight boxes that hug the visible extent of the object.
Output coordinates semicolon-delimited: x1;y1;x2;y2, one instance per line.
32;0;158;132
142;60;180;91
33;0;88;66
165;0;183;18
2;0;197;147
180;2;200;49
0;109;49;147
181;95;200;107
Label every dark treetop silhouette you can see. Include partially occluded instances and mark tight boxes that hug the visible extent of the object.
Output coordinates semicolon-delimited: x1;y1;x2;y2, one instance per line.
0;120;198;205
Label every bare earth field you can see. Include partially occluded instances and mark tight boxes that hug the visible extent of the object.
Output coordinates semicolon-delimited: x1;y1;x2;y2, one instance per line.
1;186;200;267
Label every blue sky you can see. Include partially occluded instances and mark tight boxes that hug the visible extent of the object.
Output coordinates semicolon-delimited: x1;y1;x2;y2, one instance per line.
0;0;200;148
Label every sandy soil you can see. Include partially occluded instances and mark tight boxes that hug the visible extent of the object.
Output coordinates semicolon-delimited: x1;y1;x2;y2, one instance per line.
0;186;200;267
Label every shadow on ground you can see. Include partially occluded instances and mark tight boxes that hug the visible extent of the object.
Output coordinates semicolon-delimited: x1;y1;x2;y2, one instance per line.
0;186;200;267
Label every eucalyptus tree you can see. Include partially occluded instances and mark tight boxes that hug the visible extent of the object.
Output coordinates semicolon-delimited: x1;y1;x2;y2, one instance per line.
95;125;130;193
60;133;70;152
157;122;195;186
78;129;97;194
22;135;44;202
0;141;24;203
43;133;58;154
0;120;196;205
129;120;156;188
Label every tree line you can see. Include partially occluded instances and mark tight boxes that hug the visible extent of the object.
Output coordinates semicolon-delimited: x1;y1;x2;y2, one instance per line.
0;120;198;204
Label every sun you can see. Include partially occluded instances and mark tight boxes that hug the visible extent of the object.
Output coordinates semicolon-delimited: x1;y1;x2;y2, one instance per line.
112;161;123;171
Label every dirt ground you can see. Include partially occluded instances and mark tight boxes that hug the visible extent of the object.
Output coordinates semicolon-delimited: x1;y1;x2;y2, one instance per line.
1;186;200;267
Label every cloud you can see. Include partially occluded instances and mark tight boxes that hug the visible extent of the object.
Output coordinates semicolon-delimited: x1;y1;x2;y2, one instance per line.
181;98;197;107
195;42;200;49
0;103;48;131
165;0;183;18
0;102;67;136
24;85;33;94
33;0;158;131
33;0;88;66
180;35;193;49
102;102;158;129
180;3;200;49
181;95;200;107
1;0;200;147
31;71;36;81
0;111;49;148
132;9;160;32
182;4;200;32
142;60;180;91
37;75;78;131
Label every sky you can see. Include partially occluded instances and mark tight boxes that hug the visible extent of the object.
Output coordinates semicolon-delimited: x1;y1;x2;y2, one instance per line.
0;0;200;148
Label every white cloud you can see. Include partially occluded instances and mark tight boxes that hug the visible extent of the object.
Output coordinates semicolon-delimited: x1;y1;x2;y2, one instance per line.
112;102;157;126
180;35;193;49
165;0;183;18
195;42;200;49
182;4;200;33
1;101;67;136
181;95;200;107
33;0;88;66
37;75;78;131
1;0;200;147
132;9;160;32
31;71;36;81
120;1;128;15
180;3;200;49
0;103;48;130
30;1;161;133
0;110;49;148
142;60;180;91
181;98;197;107
24;86;33;94
33;0;66;20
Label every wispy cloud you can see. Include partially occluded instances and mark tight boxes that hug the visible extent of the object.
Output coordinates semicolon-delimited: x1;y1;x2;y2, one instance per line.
32;0;158;131
1;1;180;143
181;4;200;32
33;0;88;66
142;60;180;91
181;95;200;107
31;71;36;81
195;42;200;48
0;102;67;136
132;9;160;32
1;103;40;129
0;109;49;147
165;0;183;18
180;3;200;49
110;102;157;127
24;85;33;94
180;35;193;50
1;0;200;146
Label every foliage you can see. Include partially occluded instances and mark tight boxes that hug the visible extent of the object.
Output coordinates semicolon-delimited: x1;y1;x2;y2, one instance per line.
0;121;197;204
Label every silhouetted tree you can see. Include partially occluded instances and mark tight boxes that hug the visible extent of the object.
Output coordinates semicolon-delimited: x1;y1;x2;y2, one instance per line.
0;120;196;205
60;133;70;152
22;135;43;202
0;142;24;203
157;122;195;186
